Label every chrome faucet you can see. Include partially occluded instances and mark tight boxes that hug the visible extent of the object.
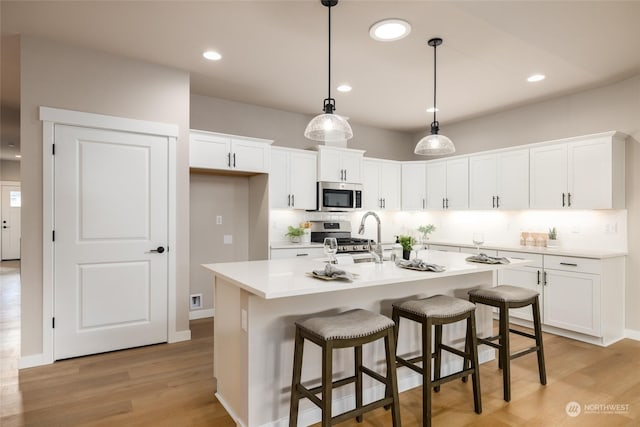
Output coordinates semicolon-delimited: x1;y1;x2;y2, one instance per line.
358;211;383;263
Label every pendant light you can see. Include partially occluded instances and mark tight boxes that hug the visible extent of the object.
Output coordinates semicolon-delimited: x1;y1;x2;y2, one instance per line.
414;37;455;156
304;0;353;143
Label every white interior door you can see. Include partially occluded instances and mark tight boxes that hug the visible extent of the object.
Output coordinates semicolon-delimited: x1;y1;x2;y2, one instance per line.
53;124;169;360
1;185;21;260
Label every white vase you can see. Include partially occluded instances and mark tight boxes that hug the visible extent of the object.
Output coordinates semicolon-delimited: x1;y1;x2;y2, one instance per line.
547;239;559;248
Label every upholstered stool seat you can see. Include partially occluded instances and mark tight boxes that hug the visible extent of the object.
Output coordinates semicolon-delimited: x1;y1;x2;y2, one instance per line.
392;295;481;427
468;285;547;402
289;309;401;427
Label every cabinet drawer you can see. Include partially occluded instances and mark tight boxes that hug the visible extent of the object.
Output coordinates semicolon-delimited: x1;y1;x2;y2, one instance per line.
270;247;324;259
544;255;601;274
497;251;543;268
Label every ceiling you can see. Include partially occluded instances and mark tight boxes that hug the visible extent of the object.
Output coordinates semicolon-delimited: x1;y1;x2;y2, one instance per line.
2;1;640;160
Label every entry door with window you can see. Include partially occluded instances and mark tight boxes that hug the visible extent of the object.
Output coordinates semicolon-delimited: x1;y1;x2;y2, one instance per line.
1;185;21;260
53;124;169;360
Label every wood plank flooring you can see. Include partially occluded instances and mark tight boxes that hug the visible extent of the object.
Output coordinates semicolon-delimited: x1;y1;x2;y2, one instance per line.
2;260;639;426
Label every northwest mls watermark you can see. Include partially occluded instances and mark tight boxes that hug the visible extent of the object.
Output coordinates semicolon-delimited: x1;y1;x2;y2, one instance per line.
566;401;630;417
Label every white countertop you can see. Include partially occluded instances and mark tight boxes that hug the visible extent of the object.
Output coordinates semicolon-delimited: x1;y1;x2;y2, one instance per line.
203;251;529;300
270;241;323;249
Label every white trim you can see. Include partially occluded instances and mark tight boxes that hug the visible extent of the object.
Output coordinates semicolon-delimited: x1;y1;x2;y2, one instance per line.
39;106;179;137
625;329;640;341
216;392;248;427
40;107;180;365
189;308;215;320
190;128;273;145
0;180;21;186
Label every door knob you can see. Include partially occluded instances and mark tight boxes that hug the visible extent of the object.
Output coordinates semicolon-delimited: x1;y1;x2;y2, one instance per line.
149;246;165;254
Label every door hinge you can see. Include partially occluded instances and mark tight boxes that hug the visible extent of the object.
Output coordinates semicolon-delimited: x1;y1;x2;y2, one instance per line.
52;230;55;241
52;317;55;328
52;144;55;155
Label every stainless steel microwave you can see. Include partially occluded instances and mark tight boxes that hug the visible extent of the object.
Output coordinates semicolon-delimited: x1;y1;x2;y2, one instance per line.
316;181;363;212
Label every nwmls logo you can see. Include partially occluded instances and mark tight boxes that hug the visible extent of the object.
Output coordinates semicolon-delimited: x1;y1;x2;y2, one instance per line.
565;401;582;417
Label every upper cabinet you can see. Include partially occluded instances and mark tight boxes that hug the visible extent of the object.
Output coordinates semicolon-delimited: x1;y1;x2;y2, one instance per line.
270;147;317;210
190;130;272;173
530;132;625;209
316;146;365;183
426;158;469;210
469;149;529;210
401;162;427;210
362;158;401;210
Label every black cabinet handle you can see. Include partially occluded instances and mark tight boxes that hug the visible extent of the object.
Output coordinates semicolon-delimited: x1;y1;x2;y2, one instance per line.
227;152;231;167
559;262;578;267
537;270;540;285
383;198;386;208
423;199;425;209
446;198;449;209
233;153;236;168
562;192;565;207
296;253;308;257
442;198;445;209
567;192;571;207
492;196;496;208
496;195;500;208
291;194;295;206
344;170;347;181
287;194;291;206
543;271;548;286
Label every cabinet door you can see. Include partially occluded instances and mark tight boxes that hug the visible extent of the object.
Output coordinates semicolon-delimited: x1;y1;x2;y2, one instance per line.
497;149;529;210
342;151;363;183
189;132;231;169
567;139;612;209
379;161;401;210
544;270;601;337
270;247;325;259
498;266;542;321
426;161;447;209
530;144;567;209
231;138;270;173
317;148;344;182
401;163;426;210
269;149;290;209
446;158;469;209
362;160;381;210
289;151;318;210
469;154;497;209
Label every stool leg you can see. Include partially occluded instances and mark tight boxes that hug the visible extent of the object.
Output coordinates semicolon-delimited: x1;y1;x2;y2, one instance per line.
497;306;503;370
289;328;304;427
423;320;432;427
433;324;442;392
468;313;482;414
500;303;511;402
532;298;547;386
322;342;333;427
392;307;400;351
461;321;470;384
355;345;363;423
385;328;402;427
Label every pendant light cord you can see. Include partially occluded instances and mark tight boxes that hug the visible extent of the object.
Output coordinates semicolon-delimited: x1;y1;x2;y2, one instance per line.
432;41;437;125
328;3;331;101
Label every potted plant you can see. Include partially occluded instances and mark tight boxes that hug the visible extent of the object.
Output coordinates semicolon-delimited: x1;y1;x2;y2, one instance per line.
547;227;558;248
398;235;416;260
285;225;305;243
417;224;436;246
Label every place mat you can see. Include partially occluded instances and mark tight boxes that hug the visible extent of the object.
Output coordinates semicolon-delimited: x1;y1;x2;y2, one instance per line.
307;263;357;281
396;259;446;272
305;271;358;281
465;253;510;264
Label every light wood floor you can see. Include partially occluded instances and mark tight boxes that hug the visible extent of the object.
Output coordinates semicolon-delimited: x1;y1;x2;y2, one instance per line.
2;261;639;426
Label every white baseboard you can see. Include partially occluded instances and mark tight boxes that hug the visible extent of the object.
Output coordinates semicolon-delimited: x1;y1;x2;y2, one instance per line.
19;353;50;369
625;329;640;341
189;308;215;320
170;329;191;343
216;392;248;427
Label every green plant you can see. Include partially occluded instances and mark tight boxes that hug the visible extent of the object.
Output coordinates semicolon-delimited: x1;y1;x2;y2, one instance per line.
398;235;416;252
548;227;557;240
285;226;305;238
418;224;436;236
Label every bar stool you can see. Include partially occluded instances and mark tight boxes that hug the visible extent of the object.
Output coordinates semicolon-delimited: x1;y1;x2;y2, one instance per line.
289;309;401;427
392;295;481;427
468;285;547;402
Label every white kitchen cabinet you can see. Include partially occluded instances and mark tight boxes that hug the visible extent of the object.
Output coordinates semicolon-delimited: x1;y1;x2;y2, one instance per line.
316;145;365;183
401;162;427;210
363;158;401;210
270;246;325;260
270;147;317;210
190;130;272;173
497;251;543;321
529;132;625;209
426;158;468;210
470;149;529;210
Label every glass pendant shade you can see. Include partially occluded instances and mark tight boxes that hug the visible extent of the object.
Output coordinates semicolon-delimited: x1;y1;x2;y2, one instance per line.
414;132;455;155
304;113;353;142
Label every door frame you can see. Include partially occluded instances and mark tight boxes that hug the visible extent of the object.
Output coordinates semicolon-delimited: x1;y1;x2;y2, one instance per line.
40;106;179;365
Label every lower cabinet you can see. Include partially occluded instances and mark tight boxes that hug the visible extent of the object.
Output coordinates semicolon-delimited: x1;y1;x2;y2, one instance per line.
270;247;325;260
497;251;543;322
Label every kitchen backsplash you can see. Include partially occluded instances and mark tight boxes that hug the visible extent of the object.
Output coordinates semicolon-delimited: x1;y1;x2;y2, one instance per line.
270;209;627;252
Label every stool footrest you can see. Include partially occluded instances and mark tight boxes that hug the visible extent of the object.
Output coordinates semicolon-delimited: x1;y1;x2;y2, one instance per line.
509;328;536;340
396;356;424;374
432;368;476;387
304;375;356;397
331;397;395;425
477;337;501;349
439;344;466;359
296;384;322;407
360;366;386;385
511;346;540;360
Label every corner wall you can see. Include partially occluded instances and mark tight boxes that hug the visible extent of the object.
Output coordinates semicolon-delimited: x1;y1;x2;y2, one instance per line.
19;36;191;358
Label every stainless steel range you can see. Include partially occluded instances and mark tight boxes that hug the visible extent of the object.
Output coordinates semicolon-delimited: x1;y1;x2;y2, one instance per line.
310;221;374;253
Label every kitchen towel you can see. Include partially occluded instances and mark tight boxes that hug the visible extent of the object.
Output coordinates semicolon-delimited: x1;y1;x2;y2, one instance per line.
312;263;355;280
396;258;446;272
465;253;510;264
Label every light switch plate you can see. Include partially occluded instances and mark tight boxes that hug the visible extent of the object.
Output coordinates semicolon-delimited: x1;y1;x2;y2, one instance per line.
224;235;233;244
241;309;248;332
216;215;222;225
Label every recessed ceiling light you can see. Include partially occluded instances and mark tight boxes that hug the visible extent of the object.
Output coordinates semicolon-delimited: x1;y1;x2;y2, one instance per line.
369;19;411;42
202;50;222;61
527;74;545;82
337;84;352;92
15;154;21;158
426;107;439;113
8;143;15;148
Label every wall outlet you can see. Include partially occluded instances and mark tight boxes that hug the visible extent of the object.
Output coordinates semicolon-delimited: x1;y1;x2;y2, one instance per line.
224;235;233;244
216;215;222;225
190;293;203;310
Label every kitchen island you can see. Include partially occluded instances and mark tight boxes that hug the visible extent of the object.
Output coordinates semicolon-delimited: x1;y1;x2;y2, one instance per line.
203;251;529;427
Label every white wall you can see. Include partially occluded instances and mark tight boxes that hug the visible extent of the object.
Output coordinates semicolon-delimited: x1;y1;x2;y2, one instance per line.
0;160;20;181
19;36;191;358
